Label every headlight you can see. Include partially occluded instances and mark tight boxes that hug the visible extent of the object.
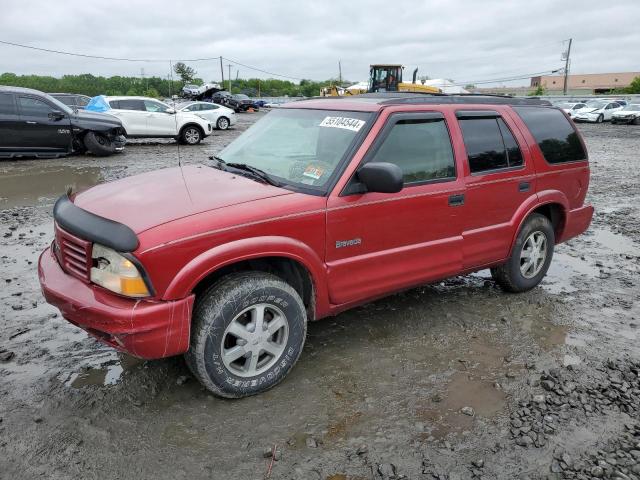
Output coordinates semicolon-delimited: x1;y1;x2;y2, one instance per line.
90;244;150;297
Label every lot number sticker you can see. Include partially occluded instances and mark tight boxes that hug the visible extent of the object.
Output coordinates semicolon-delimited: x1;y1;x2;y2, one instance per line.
319;116;366;132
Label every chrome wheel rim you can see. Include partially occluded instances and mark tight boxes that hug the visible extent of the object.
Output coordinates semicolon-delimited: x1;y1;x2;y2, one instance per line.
185;128;199;144
520;231;548;279
220;304;289;378
218;118;229;129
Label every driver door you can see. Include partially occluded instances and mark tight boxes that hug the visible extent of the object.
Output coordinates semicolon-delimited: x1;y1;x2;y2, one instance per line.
16;95;70;151
144;100;177;135
325;111;465;305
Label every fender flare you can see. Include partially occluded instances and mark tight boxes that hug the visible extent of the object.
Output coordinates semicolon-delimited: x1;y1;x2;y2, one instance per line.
162;236;329;314
506;190;569;257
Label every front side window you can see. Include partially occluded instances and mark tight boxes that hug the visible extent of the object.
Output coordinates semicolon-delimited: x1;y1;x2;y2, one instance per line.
18;96;54;117
77;96;90;107
368;117;455;183
513;106;586;164
218;108;372;191
144;100;169;113
0;93;16;115
459;116;523;173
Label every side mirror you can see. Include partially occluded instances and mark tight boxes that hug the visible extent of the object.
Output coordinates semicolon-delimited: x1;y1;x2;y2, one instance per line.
49;110;65;121
354;162;403;194
165;108;176;114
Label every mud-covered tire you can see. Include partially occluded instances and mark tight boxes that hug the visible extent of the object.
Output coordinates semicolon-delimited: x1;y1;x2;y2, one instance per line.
179;125;202;145
185;272;307;398
216;116;230;130
83;131;116;157
491;213;555;293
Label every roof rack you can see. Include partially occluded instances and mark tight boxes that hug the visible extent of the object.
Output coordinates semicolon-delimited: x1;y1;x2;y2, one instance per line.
360;92;550;106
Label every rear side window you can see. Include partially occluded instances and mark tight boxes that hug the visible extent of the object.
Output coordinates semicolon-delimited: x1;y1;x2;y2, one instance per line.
369;117;455;183
513;107;586;163
0;93;16;115
458;117;523;173
114;99;145;111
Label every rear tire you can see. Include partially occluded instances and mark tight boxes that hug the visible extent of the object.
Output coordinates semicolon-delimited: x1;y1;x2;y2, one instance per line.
491;213;555;293
179;125;202;145
185;272;307;398
83;132;116;156
216;116;230;130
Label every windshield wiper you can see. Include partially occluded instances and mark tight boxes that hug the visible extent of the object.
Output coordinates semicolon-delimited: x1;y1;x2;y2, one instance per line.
226;162;281;187
208;156;281;187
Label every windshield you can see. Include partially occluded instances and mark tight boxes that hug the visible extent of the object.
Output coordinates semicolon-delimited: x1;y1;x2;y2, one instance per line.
217;108;372;190
43;93;73;114
623;104;640;111
185;84;198;89
585;100;606;109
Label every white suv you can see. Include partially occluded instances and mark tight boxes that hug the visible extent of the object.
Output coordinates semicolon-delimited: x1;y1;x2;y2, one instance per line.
105;96;212;144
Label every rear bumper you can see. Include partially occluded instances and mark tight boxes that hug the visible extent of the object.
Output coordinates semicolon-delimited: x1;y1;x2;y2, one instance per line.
38;246;194;359
559;204;594;243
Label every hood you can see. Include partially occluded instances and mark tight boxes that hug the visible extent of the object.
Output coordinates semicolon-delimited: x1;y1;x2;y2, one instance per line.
577;107;601;114
73;165;293;234
71;109;123;127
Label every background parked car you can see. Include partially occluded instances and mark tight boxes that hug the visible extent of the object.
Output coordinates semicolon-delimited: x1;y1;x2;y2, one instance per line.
232;94;259;112
611;103;640;124
0;86;125;158
49;93;92;110
103;96;212;144
211;91;240;111
573;100;623;123
175;101;236;130
557;102;586;118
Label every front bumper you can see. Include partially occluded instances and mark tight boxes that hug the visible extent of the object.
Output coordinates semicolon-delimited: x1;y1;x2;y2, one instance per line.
38;246;194;359
612;116;636;124
113;134;126;151
573;115;599;123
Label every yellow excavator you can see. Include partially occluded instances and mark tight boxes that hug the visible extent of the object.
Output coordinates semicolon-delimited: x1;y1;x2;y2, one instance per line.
320;64;441;96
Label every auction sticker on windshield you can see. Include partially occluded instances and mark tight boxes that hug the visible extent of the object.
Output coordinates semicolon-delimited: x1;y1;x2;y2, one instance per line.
319;116;366;132
303;165;325;180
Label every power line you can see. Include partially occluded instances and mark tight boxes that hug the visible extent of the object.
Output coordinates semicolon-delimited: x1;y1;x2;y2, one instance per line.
221;56;303;81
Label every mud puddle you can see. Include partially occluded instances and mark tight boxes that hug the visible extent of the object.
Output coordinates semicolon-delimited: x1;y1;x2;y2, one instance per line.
0;164;103;209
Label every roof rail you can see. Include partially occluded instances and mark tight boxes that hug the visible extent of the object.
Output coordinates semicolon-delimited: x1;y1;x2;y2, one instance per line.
312;92;551;106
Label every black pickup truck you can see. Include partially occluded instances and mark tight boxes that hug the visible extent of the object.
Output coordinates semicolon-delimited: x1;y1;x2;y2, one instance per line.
0;86;126;158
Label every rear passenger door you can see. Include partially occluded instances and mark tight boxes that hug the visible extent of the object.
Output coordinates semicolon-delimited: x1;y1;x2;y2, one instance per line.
0;93;21;152
109;99;147;135
455;110;534;268
326;111;465;305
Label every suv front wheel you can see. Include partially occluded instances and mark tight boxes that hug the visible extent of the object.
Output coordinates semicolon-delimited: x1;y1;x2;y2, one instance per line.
179;125;203;145
186;272;307;398
491;213;555;293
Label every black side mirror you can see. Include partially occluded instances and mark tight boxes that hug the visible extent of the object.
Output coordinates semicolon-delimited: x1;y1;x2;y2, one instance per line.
49;110;65;121
352;162;404;194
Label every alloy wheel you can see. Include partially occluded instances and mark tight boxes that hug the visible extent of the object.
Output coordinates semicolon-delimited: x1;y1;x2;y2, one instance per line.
520;231;548;279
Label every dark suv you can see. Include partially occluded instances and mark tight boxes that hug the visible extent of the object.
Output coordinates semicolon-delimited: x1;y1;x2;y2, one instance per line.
212;91;259;112
39;93;593;398
0;86;126;158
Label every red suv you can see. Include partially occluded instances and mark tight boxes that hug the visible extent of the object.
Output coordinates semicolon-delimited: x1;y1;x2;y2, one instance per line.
38;94;593;397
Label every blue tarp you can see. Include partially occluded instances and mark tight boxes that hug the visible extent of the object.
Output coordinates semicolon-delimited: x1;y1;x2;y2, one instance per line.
85;95;110;113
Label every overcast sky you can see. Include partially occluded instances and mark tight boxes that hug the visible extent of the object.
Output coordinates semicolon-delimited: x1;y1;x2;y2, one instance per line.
1;0;639;86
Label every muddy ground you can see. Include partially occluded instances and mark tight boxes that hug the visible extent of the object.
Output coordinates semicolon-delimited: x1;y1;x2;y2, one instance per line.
0;115;639;480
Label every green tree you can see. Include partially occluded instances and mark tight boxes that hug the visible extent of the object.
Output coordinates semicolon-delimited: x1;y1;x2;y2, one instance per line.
529;84;546;96
173;62;197;84
626;76;640;94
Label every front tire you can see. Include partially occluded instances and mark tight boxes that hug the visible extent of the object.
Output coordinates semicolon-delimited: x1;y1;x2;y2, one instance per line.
596;114;604;123
216;116;230;130
83;131;116;156
491;213;555;293
185;272;307;398
179;125;202;145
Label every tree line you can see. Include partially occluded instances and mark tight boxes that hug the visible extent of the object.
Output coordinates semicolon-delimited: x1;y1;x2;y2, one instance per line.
0;72;342;98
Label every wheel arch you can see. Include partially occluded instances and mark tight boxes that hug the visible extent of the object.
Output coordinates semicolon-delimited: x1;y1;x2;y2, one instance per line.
179;122;205;137
162;236;329;321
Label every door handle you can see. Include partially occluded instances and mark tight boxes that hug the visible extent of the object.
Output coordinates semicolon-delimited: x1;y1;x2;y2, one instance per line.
25;121;37;124
448;193;465;206
519;181;531;192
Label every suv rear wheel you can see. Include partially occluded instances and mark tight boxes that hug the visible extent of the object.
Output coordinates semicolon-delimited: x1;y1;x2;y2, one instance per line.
491;213;555;293
186;272;307;398
179;125;203;145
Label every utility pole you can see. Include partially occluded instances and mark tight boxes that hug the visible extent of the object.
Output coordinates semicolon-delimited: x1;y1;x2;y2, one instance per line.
338;60;342;85
562;38;572;96
219;56;225;87
226;64;233;92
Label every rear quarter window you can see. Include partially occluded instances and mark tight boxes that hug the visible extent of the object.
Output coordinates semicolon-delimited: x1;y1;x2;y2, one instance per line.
513;106;586;164
0;93;16;115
